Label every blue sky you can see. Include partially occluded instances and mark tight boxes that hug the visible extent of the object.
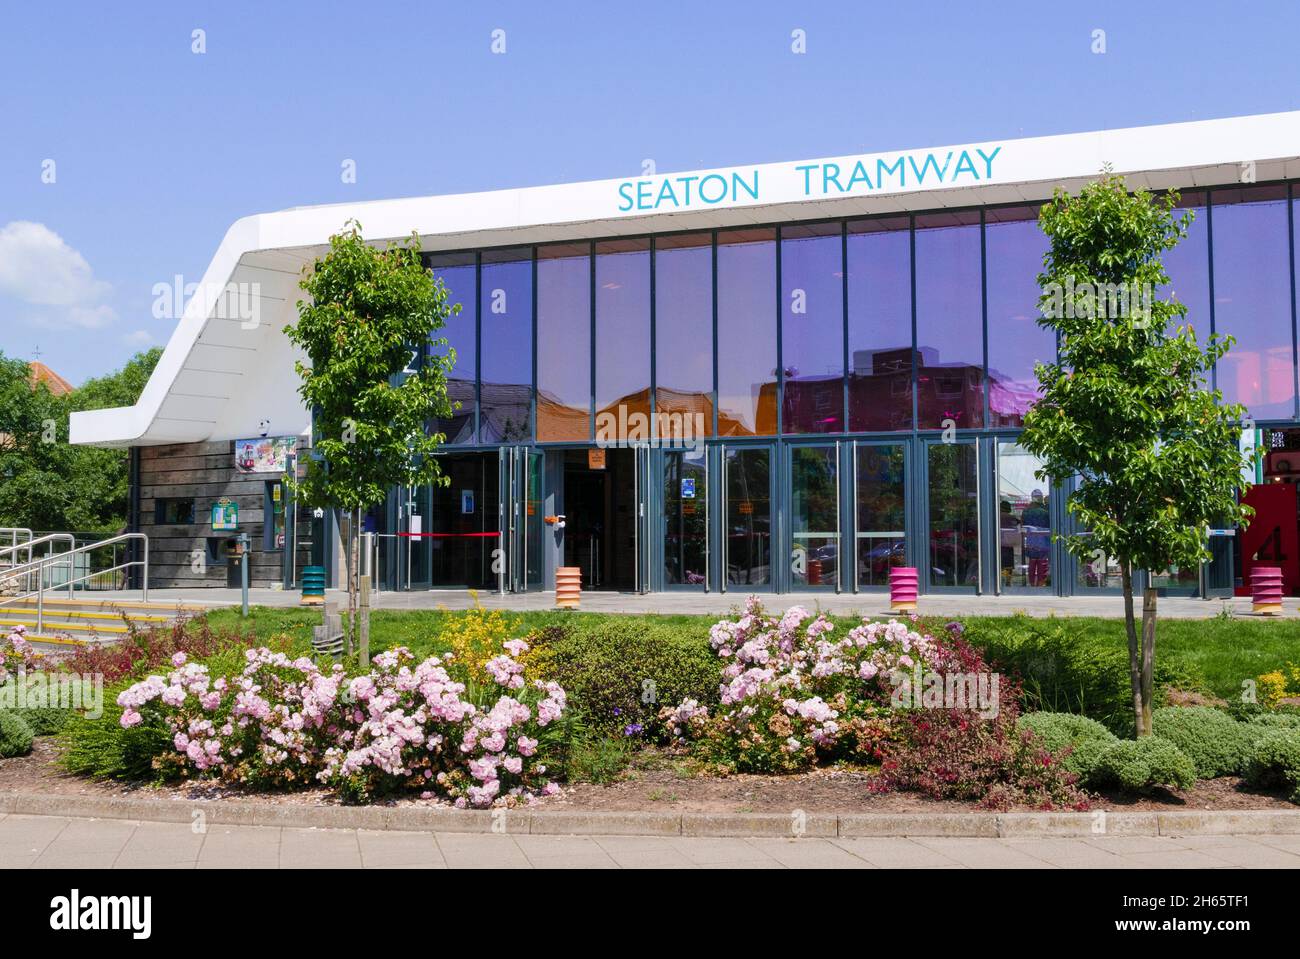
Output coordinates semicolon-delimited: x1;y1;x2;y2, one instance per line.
3;0;1300;384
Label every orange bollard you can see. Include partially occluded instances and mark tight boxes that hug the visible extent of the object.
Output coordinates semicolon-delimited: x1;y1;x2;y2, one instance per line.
555;566;582;609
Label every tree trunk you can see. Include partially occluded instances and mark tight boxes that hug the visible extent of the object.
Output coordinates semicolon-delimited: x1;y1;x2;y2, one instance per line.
348;506;360;658
1121;564;1145;738
336;507;354;657
1140;587;1157;737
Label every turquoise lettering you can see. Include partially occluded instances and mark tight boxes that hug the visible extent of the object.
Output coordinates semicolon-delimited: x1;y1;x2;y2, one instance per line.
977;146;1001;178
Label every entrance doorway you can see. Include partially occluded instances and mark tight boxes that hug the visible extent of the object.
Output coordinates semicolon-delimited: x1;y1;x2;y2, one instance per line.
563;448;640;590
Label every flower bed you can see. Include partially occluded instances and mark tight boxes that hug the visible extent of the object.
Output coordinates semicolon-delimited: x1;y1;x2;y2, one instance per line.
114;641;566;807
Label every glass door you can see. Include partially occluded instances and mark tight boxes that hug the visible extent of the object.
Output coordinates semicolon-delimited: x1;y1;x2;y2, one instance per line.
722;445;773;590
995;442;1053;592
1202;527;1235;598
663;448;709;589
925;441;980;591
498;446;543;593
789;444;840;590
853;442;907;590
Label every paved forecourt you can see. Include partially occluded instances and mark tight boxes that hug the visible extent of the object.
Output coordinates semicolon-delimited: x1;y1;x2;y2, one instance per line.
73;588;1281;620
5;813;1300;869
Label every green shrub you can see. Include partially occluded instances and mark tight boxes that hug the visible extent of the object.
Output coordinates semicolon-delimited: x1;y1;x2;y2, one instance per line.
0;710;35;758
1242;732;1300;802
1017;711;1117;779
57;697;168;781
1248;713;1300;732
527;619;718;738
1091;737;1197;793
1152;706;1251;778
7;706;72;736
963;616;1197;736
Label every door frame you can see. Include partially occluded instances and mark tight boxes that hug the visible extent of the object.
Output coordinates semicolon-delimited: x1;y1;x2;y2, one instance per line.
919;436;982;594
782;439;843;593
718;440;777;594
848;439;912;593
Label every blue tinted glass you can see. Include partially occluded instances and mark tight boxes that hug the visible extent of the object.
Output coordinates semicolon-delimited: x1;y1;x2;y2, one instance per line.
781;223;844;434
847;217;913;431
537;243;592;441
717;229;776;435
427;255;476;444
1213;186;1293;420
984;207;1052;428
915;212;984;429
479;249;533;443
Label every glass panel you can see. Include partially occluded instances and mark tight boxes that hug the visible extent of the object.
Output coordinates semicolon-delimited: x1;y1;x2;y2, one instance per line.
996;442;1051;589
537;243;592;441
916;211;984;429
663;448;707;587
781;223;844;434
426;453;498;588
985;207;1052;428
847;217;913;431
717;229;777;435
855;443;906;588
655;233;714;439
1076;542;1122;590
790;445;838;589
596;238;651;442
927;442;979;589
425;252;477;444
725;447;771;586
1214;186;1293;420
525;451;543;588
1162;191;1209;338
479;248;533;443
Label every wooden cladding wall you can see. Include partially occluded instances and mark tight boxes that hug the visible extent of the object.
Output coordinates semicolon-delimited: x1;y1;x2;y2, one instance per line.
136;440;310;588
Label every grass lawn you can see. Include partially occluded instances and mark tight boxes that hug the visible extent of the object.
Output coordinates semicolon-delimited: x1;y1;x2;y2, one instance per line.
200;603;1300;709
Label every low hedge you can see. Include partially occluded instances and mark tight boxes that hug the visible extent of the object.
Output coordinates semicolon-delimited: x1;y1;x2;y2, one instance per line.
526;619;718;739
1090;737;1197;793
1017;711;1117;779
0;710;35;758
1243;732;1300;802
1152;706;1257;778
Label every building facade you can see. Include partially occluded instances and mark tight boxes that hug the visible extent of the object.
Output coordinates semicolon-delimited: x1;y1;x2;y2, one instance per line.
71;113;1300;597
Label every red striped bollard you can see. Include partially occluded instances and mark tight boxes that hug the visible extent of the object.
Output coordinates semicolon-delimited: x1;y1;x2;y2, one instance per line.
890;566;919;614
1251;566;1284;616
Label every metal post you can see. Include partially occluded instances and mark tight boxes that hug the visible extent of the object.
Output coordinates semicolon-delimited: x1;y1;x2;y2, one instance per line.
238;532;249;616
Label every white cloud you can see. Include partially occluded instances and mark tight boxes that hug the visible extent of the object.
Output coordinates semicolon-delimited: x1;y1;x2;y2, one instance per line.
0;221;115;328
122;329;153;346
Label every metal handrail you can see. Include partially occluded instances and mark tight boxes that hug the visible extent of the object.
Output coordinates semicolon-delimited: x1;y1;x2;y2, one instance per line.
0;533;77;597
0;527;35;569
0;533;149;633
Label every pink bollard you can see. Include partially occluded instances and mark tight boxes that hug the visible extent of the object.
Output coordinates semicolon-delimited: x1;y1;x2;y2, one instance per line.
1251;566;1284;616
890;566;919;613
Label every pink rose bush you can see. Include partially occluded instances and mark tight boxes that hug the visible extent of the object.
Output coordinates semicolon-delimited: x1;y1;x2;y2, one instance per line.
116;639;566;807
0;625;44;686
661;597;939;773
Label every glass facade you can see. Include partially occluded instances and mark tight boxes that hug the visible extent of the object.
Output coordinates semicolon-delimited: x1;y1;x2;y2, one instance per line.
398;181;1300;596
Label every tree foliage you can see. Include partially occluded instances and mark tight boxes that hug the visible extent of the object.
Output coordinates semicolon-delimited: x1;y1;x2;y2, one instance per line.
0;348;161;533
284;221;456;513
1020;172;1254;736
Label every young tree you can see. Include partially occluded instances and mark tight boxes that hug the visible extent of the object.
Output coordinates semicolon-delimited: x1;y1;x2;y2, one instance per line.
284;222;458;659
1020;172;1254;738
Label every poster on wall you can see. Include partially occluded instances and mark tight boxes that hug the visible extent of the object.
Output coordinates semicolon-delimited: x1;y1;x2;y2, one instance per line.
235;436;297;474
211;498;239;531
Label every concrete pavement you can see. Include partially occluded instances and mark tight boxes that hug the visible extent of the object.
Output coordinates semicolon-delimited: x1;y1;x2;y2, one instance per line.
5;813;1300;868
72;586;1282;619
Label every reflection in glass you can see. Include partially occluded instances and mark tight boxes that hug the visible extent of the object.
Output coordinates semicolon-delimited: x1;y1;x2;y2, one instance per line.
596;239;650;441
425;252;477;444
996;442;1050;589
847;217;913;431
537;243;592;441
663;448;707;587
655;233;714;438
1162;191;1209;339
927;442;979;589
855;444;906;588
479;248;533;443
717;229;777;435
726;447;770;586
781;224;844;434
916;212;984;429
1213;186;1294;420
790;446;838;588
984;208;1052;428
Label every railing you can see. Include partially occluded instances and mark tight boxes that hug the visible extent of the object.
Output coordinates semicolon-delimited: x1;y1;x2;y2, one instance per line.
0;533;149;633
0;533;76;595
